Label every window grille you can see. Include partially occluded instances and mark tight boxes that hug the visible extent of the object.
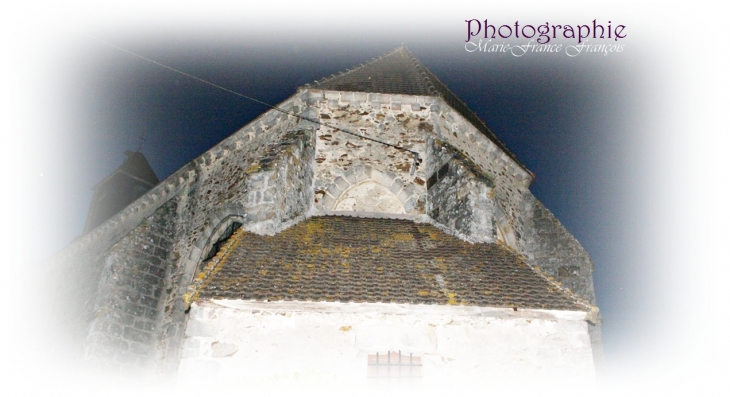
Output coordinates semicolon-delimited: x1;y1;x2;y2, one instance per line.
367;351;422;380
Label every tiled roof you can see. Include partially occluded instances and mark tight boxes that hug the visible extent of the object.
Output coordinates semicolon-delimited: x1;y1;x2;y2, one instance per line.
307;47;531;177
191;216;587;312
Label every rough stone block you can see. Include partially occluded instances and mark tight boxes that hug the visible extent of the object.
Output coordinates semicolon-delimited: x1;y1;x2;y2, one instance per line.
130;342;152;356
389;178;405;195
181;338;201;358
334;176;350;192
354;167;369;183
327;183;343;200
320;192;334;209
124;326;152;344
336;170;355;187
397;185;415;204
186;319;215;337
211;341;239;358
403;197;417;213
371;169;394;188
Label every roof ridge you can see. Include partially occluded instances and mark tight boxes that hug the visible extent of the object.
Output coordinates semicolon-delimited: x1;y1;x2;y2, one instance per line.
523;257;598;320
399;47;531;177
304;47;405;89
400;46;438;96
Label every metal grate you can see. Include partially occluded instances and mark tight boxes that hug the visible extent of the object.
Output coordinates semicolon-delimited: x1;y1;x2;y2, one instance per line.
367;351;422;379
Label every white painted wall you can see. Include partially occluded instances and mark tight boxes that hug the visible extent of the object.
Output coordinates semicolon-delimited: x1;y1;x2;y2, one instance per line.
177;301;595;394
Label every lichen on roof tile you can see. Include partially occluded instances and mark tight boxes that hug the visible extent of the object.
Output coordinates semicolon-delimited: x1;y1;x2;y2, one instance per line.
193;216;587;311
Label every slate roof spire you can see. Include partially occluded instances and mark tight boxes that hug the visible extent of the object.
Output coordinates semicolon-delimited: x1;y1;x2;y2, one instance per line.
83;151;159;233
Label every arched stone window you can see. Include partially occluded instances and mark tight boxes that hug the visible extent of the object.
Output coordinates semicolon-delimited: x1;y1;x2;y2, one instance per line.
202;220;242;261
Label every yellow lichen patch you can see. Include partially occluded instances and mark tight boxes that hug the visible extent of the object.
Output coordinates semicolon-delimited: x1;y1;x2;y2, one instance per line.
483;290;493;295
306;264;315;269
392;233;413;241
418;227;441;241
306;220;324;235
341;262;350;269
418;290;430;296
245;163;261;174
339;325;352;332
371;246;382;254
376;266;384;272
291;275;300;281
446;292;458;305
182;291;194;304
434;257;448;272
258;269;268;276
334;246;351;258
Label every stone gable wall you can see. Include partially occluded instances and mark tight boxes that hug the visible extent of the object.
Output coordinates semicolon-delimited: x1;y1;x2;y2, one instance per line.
302;89;533;248
519;192;596;305
306;90;433;215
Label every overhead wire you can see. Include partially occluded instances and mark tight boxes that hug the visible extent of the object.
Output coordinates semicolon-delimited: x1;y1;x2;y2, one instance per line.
88;36;422;168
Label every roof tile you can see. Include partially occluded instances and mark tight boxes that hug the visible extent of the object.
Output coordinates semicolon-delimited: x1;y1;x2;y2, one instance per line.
194;216;587;312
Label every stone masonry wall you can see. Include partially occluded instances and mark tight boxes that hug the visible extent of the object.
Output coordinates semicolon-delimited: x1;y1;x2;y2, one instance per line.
520;193;596;305
301;89;532;245
430;101;532;246
307;90;433;215
84;198;177;376
426;156;497;244
47;95;311;379
243;129;315;234
159;126;315;375
519;191;603;367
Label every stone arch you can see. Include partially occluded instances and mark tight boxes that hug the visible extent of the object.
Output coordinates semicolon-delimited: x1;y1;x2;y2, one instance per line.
181;211;246;290
334;180;405;213
163;209;246;368
316;166;419;214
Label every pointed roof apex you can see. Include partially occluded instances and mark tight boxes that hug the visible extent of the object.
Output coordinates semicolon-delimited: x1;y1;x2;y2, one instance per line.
93;150;159;190
306;47;532;178
308;46;438;96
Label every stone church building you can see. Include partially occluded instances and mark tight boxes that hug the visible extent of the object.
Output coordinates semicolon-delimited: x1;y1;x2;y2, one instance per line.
48;47;601;391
